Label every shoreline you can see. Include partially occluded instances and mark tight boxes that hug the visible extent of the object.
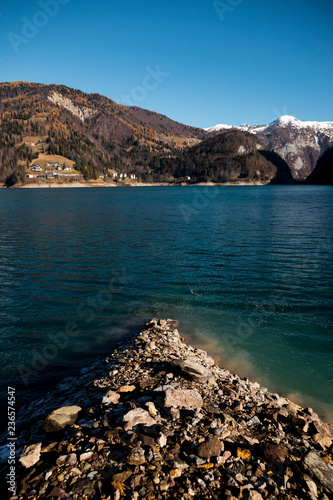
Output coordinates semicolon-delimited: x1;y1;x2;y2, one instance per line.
1;319;333;499
11;180;270;189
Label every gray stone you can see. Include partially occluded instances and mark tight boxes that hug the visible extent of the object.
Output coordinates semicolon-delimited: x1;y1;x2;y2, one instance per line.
247;416;260;427
171;359;213;382
303;451;333;492
123;408;156;431
164;388;203;409
19;442;42;468
44;405;82;432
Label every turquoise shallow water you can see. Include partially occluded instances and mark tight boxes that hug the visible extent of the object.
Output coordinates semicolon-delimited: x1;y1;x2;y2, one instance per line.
0;186;332;424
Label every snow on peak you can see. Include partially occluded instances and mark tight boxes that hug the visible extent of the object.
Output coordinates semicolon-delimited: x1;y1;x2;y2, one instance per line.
204;116;333;134
269;115;333;130
203;124;234;132
273;115;300;126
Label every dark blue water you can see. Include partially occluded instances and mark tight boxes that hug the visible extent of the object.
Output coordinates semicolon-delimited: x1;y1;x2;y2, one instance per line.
0;186;332;424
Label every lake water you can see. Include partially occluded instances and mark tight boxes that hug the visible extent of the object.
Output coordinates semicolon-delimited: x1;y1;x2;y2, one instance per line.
0;186;332;426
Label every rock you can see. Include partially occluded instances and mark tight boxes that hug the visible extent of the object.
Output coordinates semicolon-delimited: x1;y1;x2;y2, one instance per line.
70;478;92;494
44;405;82;432
118;385;136;393
112;470;132;483
247;416;260;427
303;451;333;492
146;401;158;416
56;455;67;465
80;451;93;461
142;435;156;447
304;407;321;421
47;486;70;498
171;359;213;382
289;414;309;432
67;453;77;466
70;467;81;476
310;420;333;448
164;388;203;409
197;437;224;458
123;408;156;430
263;443;288;462
157;433;167;448
19;443;42;468
126;446;146;465
237;448;252;460
303;474;318;498
249;492;263;500
170;468;183;478
102;390;120;405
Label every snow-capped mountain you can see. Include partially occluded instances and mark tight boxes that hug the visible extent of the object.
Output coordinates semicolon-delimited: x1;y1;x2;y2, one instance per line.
204;123;267;133
205;116;333;179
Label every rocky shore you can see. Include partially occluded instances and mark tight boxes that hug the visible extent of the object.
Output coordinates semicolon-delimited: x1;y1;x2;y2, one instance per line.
2;319;333;499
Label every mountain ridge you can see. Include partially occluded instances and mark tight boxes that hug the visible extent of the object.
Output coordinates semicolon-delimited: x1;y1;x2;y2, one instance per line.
0;82;331;186
0;81;205;185
205;115;333;179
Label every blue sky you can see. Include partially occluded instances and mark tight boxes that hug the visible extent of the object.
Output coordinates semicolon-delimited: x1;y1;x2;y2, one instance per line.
0;0;332;128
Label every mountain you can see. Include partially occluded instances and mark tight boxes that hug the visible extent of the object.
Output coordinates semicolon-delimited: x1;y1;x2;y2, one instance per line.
155;130;293;184
205;116;333;180
0;81;205;185
0;82;330;186
306;147;333;184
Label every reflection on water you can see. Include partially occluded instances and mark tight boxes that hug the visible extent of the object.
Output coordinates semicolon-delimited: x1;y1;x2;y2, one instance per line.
0;186;332;424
